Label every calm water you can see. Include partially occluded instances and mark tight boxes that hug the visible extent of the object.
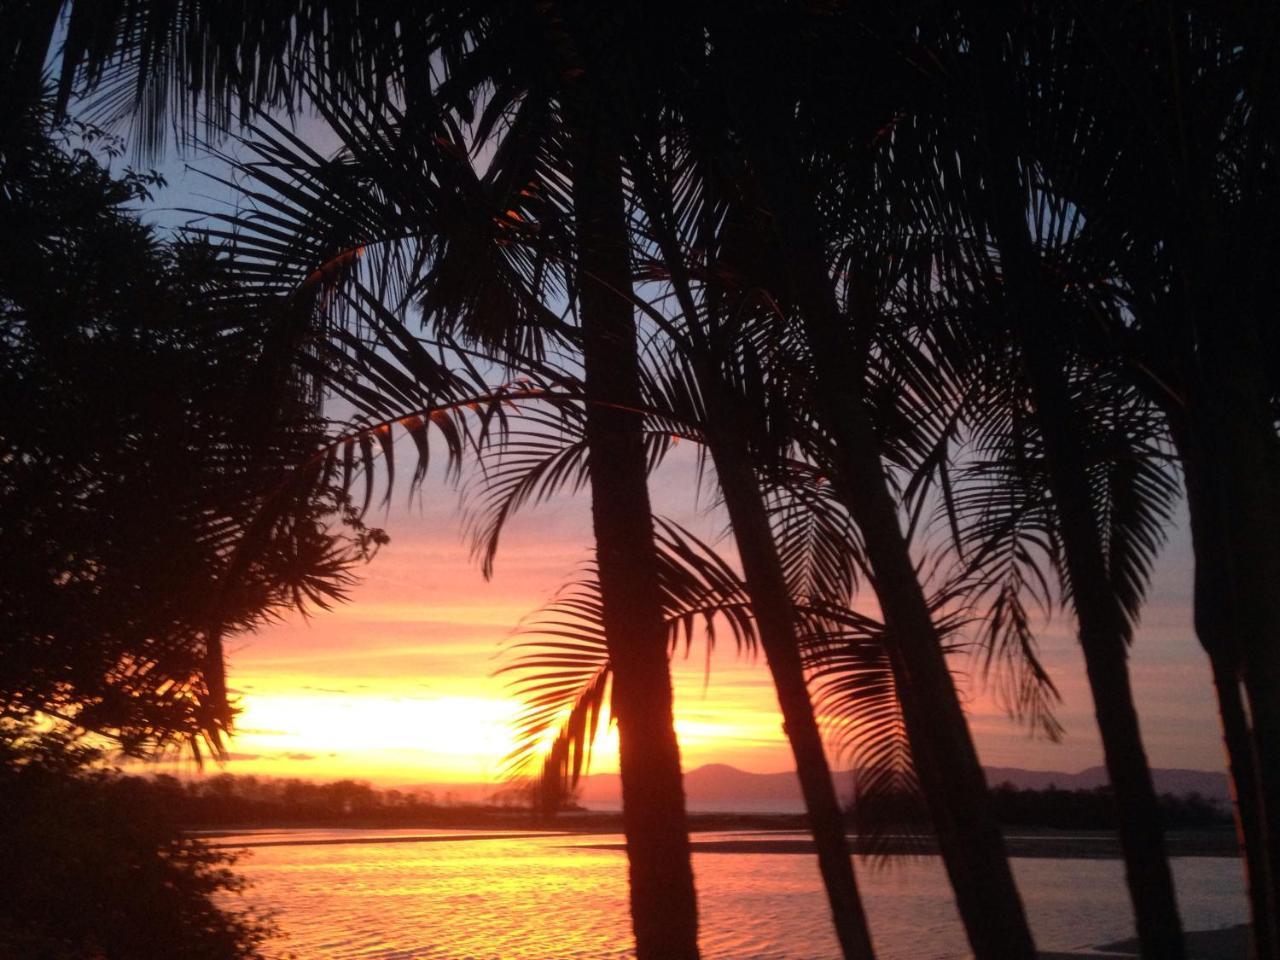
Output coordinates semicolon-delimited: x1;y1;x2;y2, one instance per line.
219;829;1246;959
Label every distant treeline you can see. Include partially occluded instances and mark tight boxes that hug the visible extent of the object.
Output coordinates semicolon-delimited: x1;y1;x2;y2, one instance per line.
846;781;1231;834
139;773;548;827
987;782;1231;831
146;773;1234;832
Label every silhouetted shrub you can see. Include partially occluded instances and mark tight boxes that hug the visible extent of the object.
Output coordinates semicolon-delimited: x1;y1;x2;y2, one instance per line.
0;101;380;754
0;723;284;960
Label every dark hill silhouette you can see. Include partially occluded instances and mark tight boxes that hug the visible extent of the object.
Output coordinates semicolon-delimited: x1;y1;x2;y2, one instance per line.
576;764;1232;812
400;762;1231;813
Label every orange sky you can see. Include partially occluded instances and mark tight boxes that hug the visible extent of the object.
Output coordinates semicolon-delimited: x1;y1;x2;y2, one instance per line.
174;444;1227;790
127;140;1228;793
207;451;806;784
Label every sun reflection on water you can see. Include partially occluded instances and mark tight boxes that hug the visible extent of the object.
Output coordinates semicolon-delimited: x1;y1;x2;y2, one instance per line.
227;831;1246;960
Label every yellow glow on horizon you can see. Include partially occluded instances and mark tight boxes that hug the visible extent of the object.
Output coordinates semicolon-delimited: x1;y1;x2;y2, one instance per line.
192;511;925;787
209;661;797;787
236;694;517;756
190;493;818;786
222;692;537;780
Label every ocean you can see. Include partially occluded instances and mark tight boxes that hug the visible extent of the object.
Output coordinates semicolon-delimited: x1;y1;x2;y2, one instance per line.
214;829;1247;959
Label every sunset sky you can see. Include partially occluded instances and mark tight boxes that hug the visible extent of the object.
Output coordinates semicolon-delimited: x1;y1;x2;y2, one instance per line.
192;447;1223;789
136;137;1228;791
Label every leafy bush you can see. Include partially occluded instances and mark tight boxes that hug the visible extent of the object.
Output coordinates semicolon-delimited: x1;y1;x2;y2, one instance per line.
0;722;285;960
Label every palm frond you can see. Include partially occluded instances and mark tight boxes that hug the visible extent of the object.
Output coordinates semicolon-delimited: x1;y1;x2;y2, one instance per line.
497;519;758;800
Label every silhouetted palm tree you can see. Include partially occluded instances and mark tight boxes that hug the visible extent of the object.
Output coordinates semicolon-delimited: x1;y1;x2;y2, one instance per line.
626;120;878;958
702;11;1040;957
856;12;1191;955
946;6;1280;953
40;9;708;948
1089;15;1279;952
557;12;701;954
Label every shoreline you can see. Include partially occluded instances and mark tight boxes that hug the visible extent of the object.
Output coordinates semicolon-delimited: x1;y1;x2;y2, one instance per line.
194;820;1241;859
582;831;1239;859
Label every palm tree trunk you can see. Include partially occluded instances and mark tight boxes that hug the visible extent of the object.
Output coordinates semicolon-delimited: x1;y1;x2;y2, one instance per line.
1076;628;1186;959
566;95;701;960
629;104;874;954
1172;411;1278;960
1139;20;1280;943
722;77;1037;960
1215;660;1275;960
967;16;1188;942
1242;668;1280;960
1184;311;1280;960
824;435;1037;960
979;148;1186;955
708;411;877;960
1016;337;1186;959
830;419;1036;960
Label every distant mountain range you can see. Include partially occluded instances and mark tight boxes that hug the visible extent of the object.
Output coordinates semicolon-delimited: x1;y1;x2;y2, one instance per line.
577;763;1232;812
407;762;1231;813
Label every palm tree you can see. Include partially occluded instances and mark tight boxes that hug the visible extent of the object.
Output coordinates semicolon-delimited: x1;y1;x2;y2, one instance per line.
626;122;878;959
911;15;1190;955
249;85;704;958
1176;428;1275;956
703;12;1039;958
977;6;1280;951
35;7;706;954
558;17;701;953
1093;16;1280;951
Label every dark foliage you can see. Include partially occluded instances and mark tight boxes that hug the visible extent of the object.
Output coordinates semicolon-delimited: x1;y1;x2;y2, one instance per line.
988;782;1230;833
79;771;564;827
0;723;282;960
847;780;1230;834
0;103;379;753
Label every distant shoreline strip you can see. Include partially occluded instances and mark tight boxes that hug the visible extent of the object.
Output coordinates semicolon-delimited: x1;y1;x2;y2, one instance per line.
205;832;566;849
200;829;1239;858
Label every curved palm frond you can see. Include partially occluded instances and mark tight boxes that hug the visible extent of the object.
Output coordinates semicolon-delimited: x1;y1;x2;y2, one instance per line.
496;518;757;797
803;615;924;858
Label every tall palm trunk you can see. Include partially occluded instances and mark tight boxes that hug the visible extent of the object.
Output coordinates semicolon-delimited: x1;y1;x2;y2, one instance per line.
978;136;1186;955
1155;23;1280;937
1177;367;1280;960
810;370;1036;960
1191;327;1280;921
633;125;874;955
1011;338;1186;958
1213;663;1276;960
1202;465;1280;960
1019;346;1185;959
706;401;877;960
1219;353;1280;960
1169;412;1277;959
720;72;1037;960
566;95;701;960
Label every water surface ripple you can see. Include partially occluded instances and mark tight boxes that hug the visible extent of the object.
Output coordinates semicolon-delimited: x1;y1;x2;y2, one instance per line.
225;829;1245;959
